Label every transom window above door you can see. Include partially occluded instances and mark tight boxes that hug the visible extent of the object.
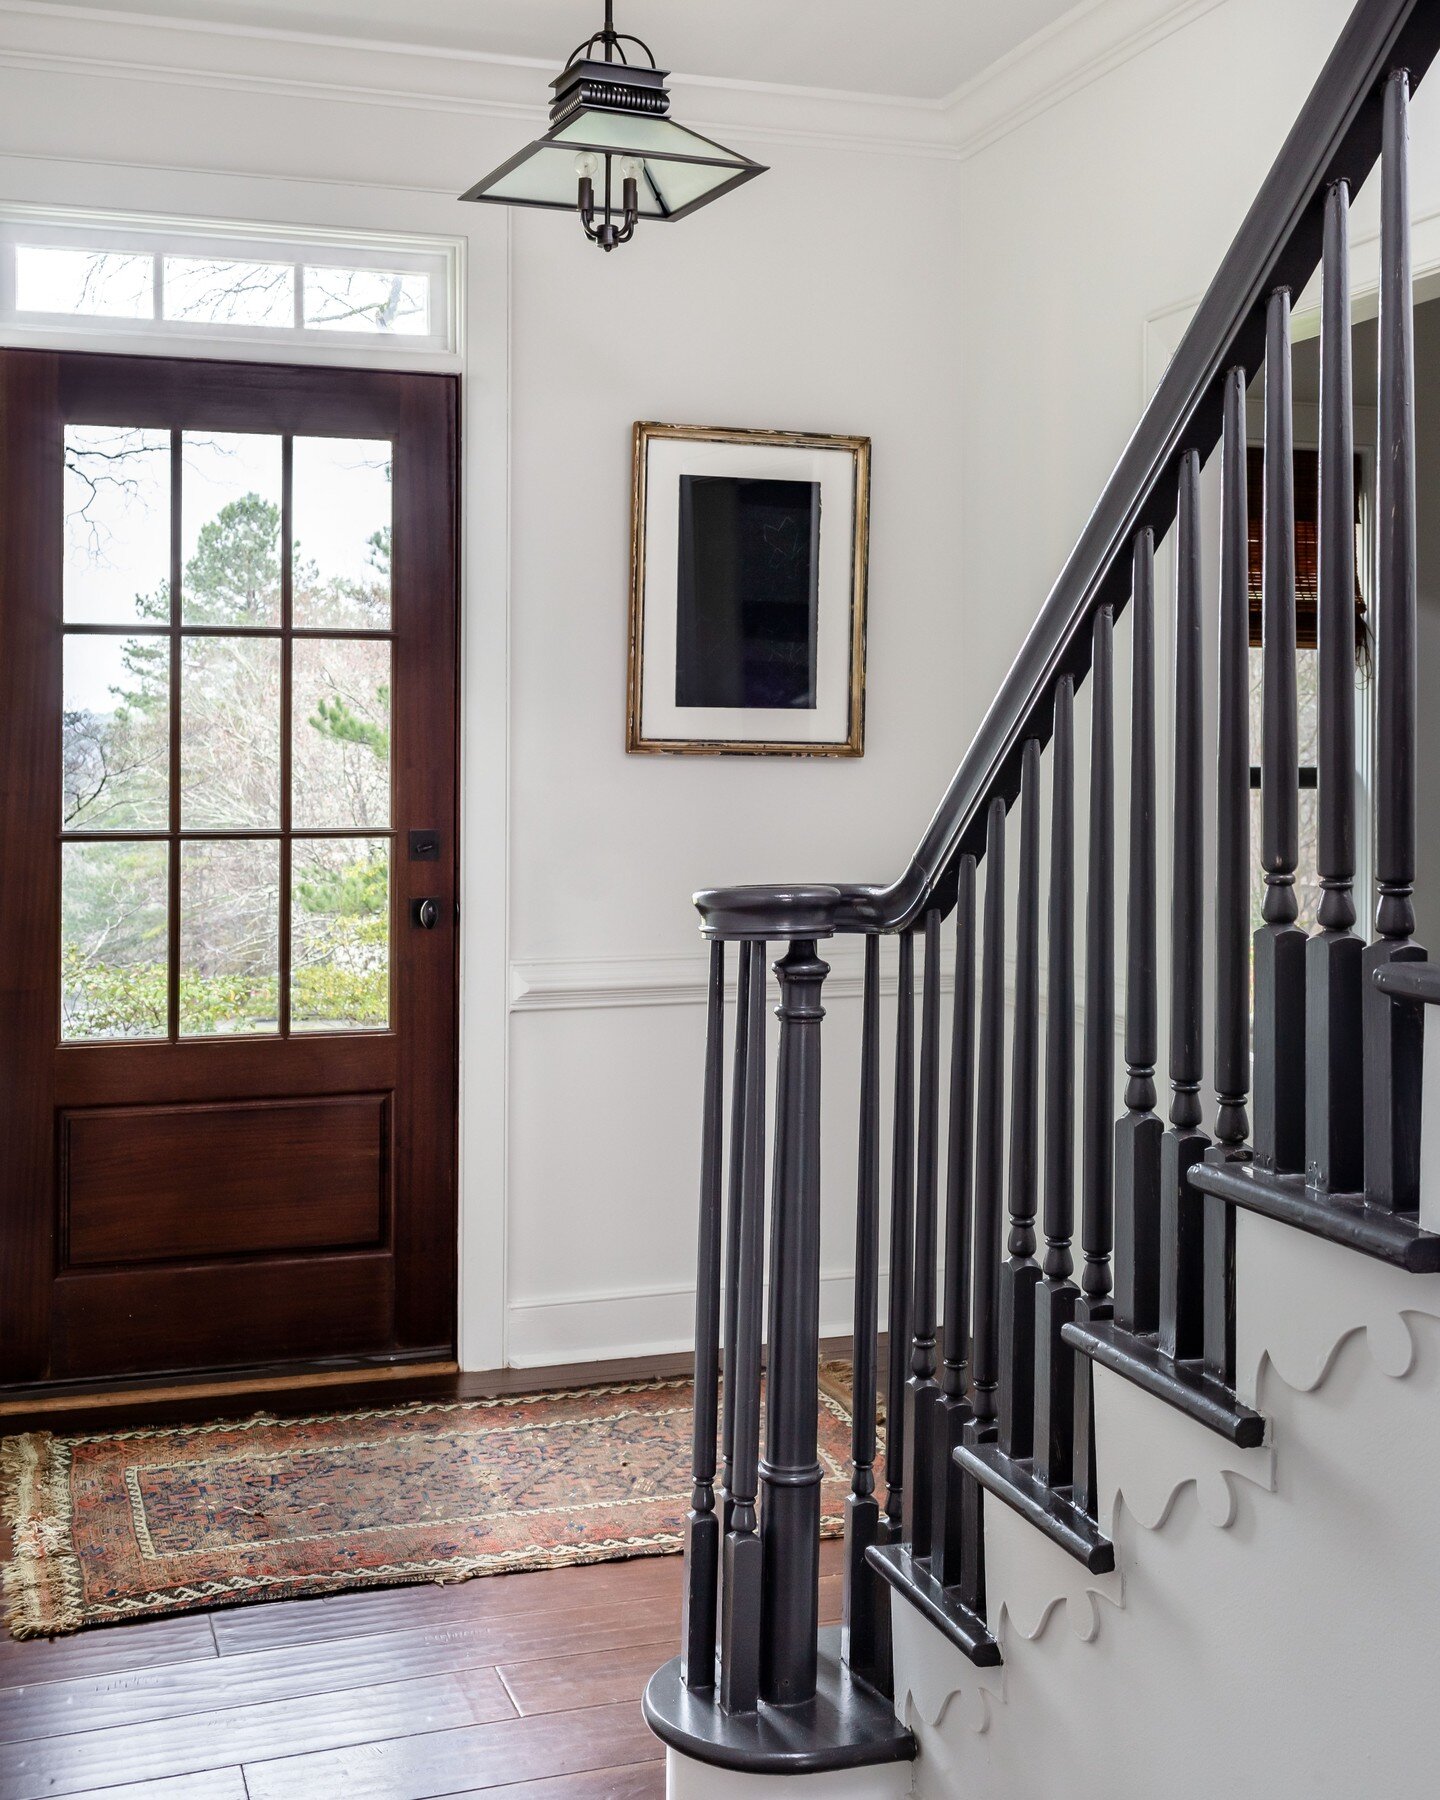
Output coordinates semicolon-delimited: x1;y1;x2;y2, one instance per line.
0;210;458;363
61;425;396;1042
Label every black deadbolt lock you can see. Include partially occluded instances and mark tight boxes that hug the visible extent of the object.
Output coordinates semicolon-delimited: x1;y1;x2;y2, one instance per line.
412;897;441;930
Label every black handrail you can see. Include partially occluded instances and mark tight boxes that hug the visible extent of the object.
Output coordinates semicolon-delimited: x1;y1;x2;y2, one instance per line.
696;0;1440;944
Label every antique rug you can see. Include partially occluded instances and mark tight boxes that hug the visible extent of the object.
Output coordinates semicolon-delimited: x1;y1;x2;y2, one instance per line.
1;1371;864;1639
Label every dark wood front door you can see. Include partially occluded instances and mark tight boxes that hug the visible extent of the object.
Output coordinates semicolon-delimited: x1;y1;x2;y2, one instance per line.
0;352;460;1388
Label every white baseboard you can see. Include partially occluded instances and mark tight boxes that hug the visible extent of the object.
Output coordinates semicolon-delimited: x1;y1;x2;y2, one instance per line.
503;1269;897;1369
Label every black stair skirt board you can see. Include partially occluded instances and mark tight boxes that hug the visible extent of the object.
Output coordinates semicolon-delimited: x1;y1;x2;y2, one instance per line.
1190;1160;1440;1273
953;1443;1116;1574
1063;1319;1267;1447
866;1542;1003;1668
642;1627;916;1776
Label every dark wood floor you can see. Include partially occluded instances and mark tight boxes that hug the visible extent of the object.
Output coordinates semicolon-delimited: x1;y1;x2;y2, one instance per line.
0;1355;852;1797
0;1531;845;1797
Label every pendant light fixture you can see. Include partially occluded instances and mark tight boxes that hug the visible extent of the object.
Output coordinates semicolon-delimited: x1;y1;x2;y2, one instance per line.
458;2;766;251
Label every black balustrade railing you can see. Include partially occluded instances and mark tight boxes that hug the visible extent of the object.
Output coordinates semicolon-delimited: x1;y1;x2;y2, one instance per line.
645;1;1440;1777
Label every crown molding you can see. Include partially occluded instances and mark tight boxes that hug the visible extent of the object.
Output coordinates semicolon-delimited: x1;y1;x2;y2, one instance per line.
942;0;1231;161
0;0;959;160
0;0;1238;167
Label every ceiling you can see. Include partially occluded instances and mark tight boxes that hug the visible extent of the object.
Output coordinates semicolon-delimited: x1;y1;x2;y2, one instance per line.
35;1;1085;101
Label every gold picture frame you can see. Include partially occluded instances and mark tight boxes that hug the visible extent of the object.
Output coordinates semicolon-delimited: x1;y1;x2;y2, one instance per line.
627;422;870;756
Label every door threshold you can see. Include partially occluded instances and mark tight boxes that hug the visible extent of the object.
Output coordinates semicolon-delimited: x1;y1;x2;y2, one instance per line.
0;1356;459;1420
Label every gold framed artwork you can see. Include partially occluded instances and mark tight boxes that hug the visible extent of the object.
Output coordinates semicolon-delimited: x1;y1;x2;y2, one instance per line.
627;422;870;756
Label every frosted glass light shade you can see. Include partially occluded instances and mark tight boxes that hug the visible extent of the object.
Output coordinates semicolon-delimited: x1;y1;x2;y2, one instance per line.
458;61;765;226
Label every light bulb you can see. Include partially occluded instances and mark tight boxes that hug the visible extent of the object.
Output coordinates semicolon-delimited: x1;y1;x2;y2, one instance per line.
574;153;599;179
618;157;643;183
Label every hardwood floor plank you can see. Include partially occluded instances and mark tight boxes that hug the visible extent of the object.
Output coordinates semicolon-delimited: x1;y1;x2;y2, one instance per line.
497;1639;673;1718
60;1773;249;1800
0;1597;680;1744
242;1698;660;1799
0;1615;217;1689
452;1766;664;1798
211;1555;684;1655
0;1665;513;1800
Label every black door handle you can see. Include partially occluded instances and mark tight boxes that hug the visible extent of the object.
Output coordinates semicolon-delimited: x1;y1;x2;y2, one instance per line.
412;897;441;930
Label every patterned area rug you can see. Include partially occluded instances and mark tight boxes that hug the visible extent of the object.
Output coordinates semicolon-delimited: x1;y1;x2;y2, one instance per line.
1;1372;862;1639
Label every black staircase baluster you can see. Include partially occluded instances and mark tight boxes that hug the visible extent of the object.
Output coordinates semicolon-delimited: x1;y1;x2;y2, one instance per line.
884;932;915;1540
960;799;1006;1618
683;941;725;1690
719;941;753;1538
929;857;976;1588
1364;67;1426;1213
1307;178;1365;1198
1073;607;1115;1516
1034;678;1079;1490
1202;368;1251;1389
904;909;943;1557
1114;532;1162;1335
843;934;885;1688
998;740;1042;1460
1159;451;1210;1363
719;945;766;1715
758;939;831;1708
1253;286;1308;1174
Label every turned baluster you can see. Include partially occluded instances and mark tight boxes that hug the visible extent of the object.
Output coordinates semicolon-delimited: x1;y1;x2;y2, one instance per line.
960;799;1006;1617
998;740;1042;1460
883;932;915;1538
843;934;886;1688
682;941;725;1689
929;857;976;1587
1114;533;1162;1335
1034;678;1079;1489
1073;606;1114;1516
758;939;831;1707
1159;450;1210;1362
719;945;766;1714
1364;68;1427;1212
903;908;943;1557
1253;286;1308;1174
1202;368;1251;1387
1305;181;1365;1197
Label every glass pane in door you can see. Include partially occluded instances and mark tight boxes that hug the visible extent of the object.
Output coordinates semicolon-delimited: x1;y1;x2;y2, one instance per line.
63;426;171;625
179;839;281;1036
180;636;282;828
292;436;392;627
291;836;390;1032
63;634;169;829
180;432;283;626
292;637;392;829
61;840;169;1041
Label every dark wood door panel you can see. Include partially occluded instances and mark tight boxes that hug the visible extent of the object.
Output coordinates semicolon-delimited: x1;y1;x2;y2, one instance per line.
50;1253;397;1380
62;1095;390;1268
0;350;460;1389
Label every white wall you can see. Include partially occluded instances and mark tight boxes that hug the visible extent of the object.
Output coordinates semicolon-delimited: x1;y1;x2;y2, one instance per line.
0;2;968;1369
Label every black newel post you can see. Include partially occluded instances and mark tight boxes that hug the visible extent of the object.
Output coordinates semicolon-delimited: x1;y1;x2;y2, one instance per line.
719;941;753;1537
1114;533;1162;1336
929;857;977;1588
998;741;1042;1460
1034;677;1079;1489
682;940;726;1689
843;933;886;1689
1364;68;1426;1213
1159;451;1210;1362
1253;286;1308;1175
903;909;943;1558
759;938;830;1707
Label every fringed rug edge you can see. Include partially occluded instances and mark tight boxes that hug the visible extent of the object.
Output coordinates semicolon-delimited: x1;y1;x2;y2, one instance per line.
1;1431;87;1640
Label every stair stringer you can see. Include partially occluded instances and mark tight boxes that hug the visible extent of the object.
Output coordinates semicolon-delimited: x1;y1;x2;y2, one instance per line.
891;1206;1440;1770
